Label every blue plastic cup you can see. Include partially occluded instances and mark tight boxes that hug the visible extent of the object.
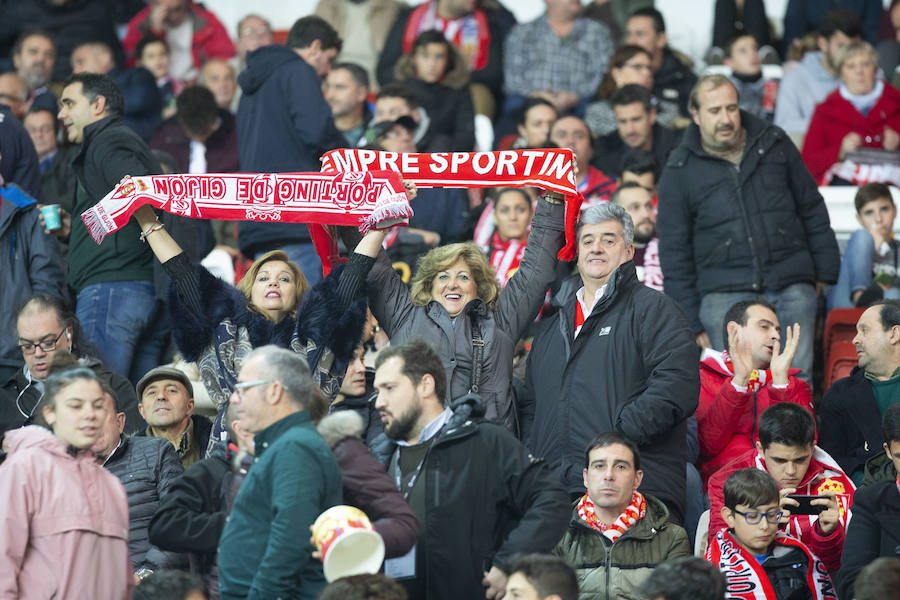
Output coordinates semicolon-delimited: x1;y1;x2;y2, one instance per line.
40;204;62;231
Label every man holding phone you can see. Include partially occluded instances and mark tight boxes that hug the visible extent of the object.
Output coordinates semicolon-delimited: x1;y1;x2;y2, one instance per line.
708;403;855;575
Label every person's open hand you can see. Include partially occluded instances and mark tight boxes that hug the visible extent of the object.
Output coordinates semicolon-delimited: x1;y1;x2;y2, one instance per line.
727;325;754;388
770;323;799;386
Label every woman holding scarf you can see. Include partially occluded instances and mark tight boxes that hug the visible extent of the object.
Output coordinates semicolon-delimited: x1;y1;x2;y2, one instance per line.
350;193;565;434
802;41;900;185
130;202;372;452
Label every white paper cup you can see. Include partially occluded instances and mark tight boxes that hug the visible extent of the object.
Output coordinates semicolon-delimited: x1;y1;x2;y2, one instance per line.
312;505;385;582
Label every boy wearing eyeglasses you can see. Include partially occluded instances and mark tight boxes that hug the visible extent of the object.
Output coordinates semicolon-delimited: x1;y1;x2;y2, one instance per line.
707;403;855;575
707;468;837;600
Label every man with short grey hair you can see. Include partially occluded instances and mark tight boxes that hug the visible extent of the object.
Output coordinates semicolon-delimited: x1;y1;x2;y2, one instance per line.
217;345;342;600
658;73;840;384
522;203;698;524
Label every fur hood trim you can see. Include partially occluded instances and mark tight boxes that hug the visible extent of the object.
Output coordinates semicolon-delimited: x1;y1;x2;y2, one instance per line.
317;410;365;447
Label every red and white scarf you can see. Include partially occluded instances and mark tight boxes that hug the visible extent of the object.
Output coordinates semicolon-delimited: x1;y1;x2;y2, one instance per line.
402;0;491;72
489;233;526;287
81;170;410;243
705;529;837;600
825;160;900;187
710;350;772;392
576;490;646;542
320;148;584;260
754;449;855;543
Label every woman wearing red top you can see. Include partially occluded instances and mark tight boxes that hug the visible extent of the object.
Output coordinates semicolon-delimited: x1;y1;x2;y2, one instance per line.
802;41;900;184
488;187;534;288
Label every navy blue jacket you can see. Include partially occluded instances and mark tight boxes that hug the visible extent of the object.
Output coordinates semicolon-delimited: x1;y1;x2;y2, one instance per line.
236;45;346;256
0;105;40;198
111;66;162;142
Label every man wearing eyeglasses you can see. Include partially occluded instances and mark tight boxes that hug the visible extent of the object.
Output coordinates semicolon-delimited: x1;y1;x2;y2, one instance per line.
0;294;141;436
218;344;342;600
707;403;855;575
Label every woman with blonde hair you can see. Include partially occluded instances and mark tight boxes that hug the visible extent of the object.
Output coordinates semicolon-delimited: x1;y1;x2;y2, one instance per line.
351;194;565;432
130;203;370;450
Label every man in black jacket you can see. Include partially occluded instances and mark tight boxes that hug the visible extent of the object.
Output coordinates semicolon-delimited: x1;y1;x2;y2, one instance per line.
94;385;185;574
370;338;569;600
658;74;840;383
57;72;162;380
836;403;900;599
820;300;900;482
236;15;346;286
521;202;698;524
625;8;697;119
591;85;681;179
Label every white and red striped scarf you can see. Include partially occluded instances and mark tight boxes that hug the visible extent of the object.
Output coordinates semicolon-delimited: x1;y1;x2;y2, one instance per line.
576;490;646;542
825;160;900;187
754;449;855;543
705;529;837;600
489;232;526;287
320;148;583;260
80;170;410;243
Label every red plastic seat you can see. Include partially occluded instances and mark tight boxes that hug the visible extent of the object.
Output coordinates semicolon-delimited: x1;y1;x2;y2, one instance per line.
823;308;864;368
824;341;858;391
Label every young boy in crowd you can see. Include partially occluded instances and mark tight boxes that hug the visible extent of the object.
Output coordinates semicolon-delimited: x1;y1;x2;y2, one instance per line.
707;468;837;600
135;34;182;120
724;32;779;121
394;29;474;152
505;554;578;600
828;183;900;310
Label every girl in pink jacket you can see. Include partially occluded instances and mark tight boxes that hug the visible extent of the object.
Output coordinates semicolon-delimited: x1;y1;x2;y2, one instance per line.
0;368;133;599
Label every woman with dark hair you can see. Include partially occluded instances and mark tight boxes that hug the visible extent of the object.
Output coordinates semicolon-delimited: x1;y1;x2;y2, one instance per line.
0;368;132;598
393;29;475;151
130;202;371;451
585;45;679;136
350;193;565;432
486;187;534;288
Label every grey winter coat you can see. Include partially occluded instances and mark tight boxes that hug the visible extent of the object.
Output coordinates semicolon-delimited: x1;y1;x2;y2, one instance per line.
0;187;64;372
103;434;185;569
364;198;565;432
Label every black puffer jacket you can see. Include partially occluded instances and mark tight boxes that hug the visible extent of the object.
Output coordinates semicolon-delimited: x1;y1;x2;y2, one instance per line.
104;434;185;569
836;479;900;599
521;262;699;524
369;395;569;600
818;366;884;477
658;110;840;332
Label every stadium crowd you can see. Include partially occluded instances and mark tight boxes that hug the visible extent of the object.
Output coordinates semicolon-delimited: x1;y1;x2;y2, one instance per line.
3;0;900;599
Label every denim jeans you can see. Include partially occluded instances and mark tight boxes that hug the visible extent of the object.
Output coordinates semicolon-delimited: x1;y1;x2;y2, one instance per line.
699;282;817;383
128;300;173;383
257;242;322;286
77;281;156;379
827;229;900;310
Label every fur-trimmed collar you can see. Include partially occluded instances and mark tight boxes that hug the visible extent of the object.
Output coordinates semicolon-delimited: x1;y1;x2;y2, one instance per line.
316;410;365;448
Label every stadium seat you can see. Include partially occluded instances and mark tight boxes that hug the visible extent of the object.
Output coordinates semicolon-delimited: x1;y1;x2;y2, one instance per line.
823;308;864;368
824;341;858;390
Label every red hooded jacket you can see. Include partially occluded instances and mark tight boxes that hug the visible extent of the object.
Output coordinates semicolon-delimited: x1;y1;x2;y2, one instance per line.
707;446;856;575
697;349;814;485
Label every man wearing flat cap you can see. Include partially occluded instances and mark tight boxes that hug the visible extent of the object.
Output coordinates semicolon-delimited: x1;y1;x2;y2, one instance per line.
136;365;212;467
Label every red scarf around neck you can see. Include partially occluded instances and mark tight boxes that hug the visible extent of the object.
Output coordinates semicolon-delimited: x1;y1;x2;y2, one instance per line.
576;490;646;542
489;232;526;287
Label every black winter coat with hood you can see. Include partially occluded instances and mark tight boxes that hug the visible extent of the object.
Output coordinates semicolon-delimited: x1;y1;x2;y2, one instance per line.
658;110;840;332
235;45;347;256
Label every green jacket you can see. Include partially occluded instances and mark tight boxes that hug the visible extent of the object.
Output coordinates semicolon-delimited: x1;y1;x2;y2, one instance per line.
218;410;342;600
552;494;691;600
